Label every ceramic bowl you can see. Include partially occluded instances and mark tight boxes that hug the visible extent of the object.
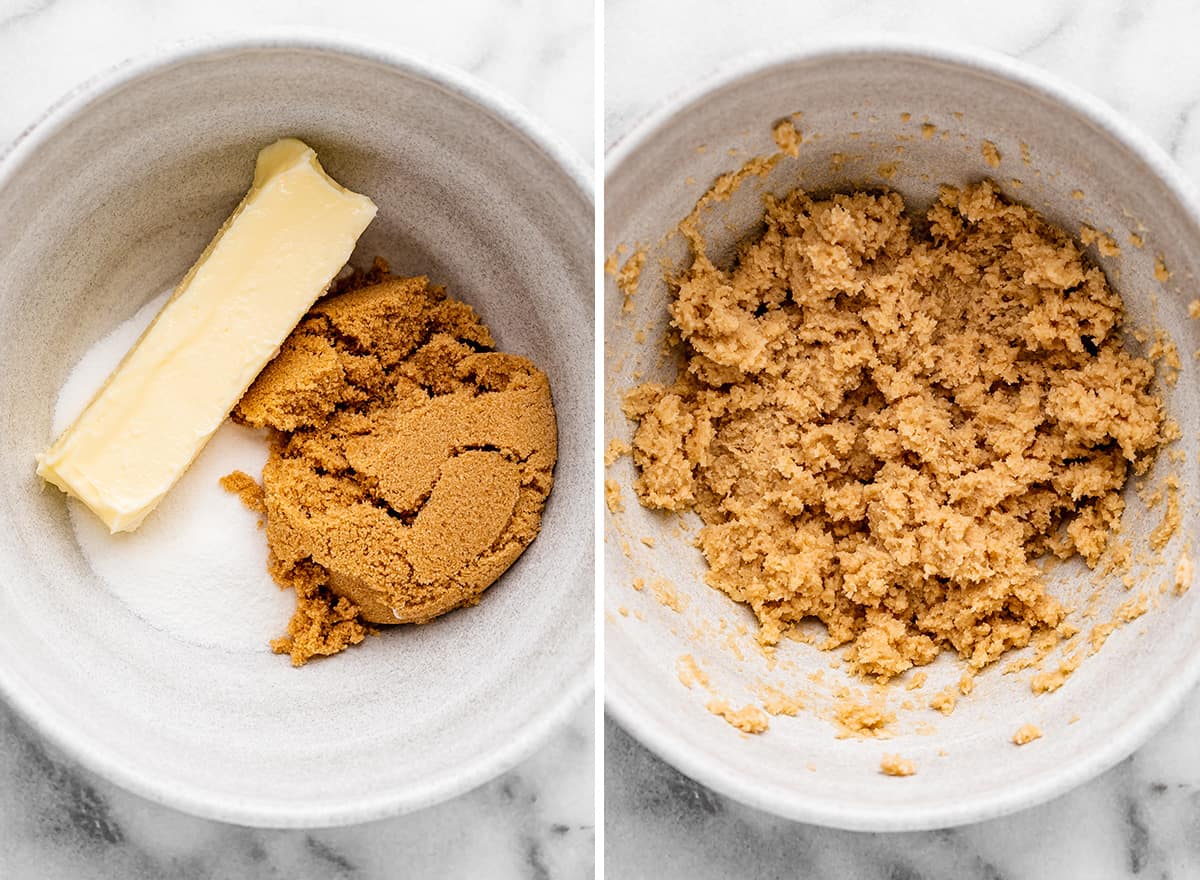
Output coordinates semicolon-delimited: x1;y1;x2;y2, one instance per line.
605;39;1200;830
0;35;592;827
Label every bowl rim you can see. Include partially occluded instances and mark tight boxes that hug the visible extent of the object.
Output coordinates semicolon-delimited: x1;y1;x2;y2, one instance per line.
0;29;594;829
604;34;1200;832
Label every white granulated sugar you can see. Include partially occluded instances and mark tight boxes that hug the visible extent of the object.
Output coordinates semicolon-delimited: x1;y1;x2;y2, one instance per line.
53;291;292;651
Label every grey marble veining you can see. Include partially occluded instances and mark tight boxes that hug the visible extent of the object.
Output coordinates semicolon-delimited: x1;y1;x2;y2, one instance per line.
0;697;594;879
0;0;593;165
0;0;594;878
605;0;1200;877
607;706;1200;879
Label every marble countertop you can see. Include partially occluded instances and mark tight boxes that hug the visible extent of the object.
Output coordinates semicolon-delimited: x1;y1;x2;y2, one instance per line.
604;0;1200;878
0;1;593;878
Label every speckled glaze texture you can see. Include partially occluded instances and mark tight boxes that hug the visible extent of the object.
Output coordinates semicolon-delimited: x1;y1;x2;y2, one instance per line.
605;43;1200;830
0;37;593;829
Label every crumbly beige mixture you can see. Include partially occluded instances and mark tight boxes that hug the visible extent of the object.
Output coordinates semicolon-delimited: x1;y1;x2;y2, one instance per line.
615;248;647;314
773;119;802;158
880;753;916;776
605;479;625;513
1012;723;1043;745
677;653;710;689
626;180;1166;682
1031;650;1083;694
981;141;1002;169
1176;550;1193;595
929;688;957;715
1080;225;1121;258
651;577;686;613
1116;592;1150;623
227;261;557;665
833;697;895;737
757;682;805;716
1003;628;1060;675
1150;476;1181;549
1087;590;1152;657
605;438;632;465
1089;620;1118;653
707;699;770;734
1148;331;1182;387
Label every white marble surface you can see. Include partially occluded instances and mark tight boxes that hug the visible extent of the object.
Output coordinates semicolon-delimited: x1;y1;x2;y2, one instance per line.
605;0;1200;877
0;1;594;878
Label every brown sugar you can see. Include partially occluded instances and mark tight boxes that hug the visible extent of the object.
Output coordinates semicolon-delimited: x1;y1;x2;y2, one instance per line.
219;470;266;516
226;260;557;665
626;181;1166;682
266;559;374;664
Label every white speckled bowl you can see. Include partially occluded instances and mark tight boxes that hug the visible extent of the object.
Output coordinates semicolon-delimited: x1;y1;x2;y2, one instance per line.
605;39;1200;830
0;35;592;827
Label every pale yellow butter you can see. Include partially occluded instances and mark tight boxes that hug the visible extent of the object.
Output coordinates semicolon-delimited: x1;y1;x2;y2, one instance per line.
36;138;377;532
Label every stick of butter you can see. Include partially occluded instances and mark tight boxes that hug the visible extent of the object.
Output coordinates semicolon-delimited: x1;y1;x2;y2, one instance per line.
36;138;377;532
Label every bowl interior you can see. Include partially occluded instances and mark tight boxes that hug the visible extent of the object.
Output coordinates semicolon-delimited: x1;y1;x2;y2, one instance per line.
0;43;592;826
605;48;1200;830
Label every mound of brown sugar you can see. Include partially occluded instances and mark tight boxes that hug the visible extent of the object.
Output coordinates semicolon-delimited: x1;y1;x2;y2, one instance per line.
627;181;1166;680
218;470;265;516
230;261;557;665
